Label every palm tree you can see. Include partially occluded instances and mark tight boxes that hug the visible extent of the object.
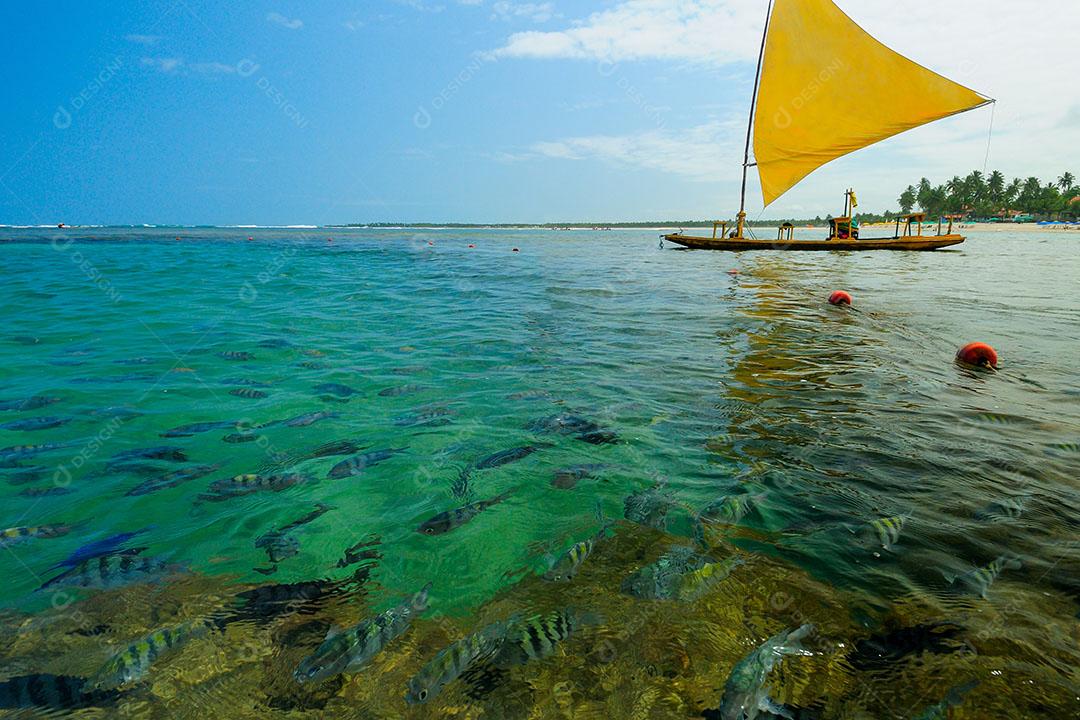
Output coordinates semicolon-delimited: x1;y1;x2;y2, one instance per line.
916;177;933;211
987;170;1005;208
898;185;916;214
944;177;965;213
966;170;985;201
1018;177;1042;214
1058;172;1076;193
1004;178;1022;212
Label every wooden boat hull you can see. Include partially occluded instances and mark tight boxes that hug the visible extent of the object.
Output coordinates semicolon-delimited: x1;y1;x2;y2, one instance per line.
662;234;965;251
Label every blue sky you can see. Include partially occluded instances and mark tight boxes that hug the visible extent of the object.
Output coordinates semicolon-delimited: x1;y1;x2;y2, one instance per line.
2;1;1077;225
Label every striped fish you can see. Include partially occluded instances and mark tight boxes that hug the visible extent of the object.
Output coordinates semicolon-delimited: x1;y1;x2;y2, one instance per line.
623;487;671;530
88;620;211;690
306;439;365;459
229;388;268;399
0;396;61;412
0;673;117;710
869;515;908;550
294;583;430;683
700;493;763;525
675;556;744;602
160;420;236;437
475;445;542;470
973;495;1028;522
280;410;339;428
0;442;72;462
719;624;814;720
417;488;514;535
913;680;979;720
40;550;180;591
108;446;187;464
543;523;612;582
378;384;425;397
223;377;272;387
328;448;407;479
126;463;223;497
4;467;45;485
494;609;598;665
621;545;712;600
314;382;359;398
18;486;74;498
951;555;1021;599
200;473;310;501
0;523;73;547
404;619;511;704
977;412;1023;424
0;416;70;431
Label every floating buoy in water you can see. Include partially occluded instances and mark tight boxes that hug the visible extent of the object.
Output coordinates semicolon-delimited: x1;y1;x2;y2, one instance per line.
327;237;333;243
956;342;998;370
828;290;852;306
512;247;520;253
727;269;739;275
427;241;434;246
247;236;253;241
468;244;475;248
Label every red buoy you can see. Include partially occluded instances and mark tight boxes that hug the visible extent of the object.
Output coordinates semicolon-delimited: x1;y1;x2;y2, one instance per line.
828;290;852;306
427;241;434;246
956;342;998;370
247;236;253;241
468;244;475;248
727;269;739;276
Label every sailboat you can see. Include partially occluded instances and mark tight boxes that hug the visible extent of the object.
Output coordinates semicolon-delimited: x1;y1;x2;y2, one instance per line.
664;0;993;251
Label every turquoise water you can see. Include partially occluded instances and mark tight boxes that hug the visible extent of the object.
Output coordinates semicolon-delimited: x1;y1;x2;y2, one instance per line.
0;227;1078;717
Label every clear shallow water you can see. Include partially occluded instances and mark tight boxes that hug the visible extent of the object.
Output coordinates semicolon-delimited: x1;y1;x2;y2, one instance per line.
0;227;1077;717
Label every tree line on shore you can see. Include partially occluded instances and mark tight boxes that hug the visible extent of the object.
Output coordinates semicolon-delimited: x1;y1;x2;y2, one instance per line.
896;170;1078;220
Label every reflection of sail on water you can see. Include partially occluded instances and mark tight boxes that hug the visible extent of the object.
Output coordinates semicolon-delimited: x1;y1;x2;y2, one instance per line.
753;0;992;206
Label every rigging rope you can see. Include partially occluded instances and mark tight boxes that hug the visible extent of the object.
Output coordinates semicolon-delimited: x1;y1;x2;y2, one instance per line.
982;100;997;174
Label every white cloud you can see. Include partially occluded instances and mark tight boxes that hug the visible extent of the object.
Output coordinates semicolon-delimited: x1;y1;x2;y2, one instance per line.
394;0;446;12
189;62;236;74
125;34;160;46
141;57;183;73
267;11;303;29
140;58;237;75
492;2;557;23
490;0;762;63
529;119;743;181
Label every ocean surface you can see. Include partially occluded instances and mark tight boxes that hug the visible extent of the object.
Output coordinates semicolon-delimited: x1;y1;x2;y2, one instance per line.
0;226;1077;718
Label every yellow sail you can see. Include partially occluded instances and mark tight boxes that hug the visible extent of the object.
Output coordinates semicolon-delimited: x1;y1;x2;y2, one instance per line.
753;0;991;207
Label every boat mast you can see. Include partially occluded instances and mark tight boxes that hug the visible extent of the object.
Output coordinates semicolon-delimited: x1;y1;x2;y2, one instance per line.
737;0;774;238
